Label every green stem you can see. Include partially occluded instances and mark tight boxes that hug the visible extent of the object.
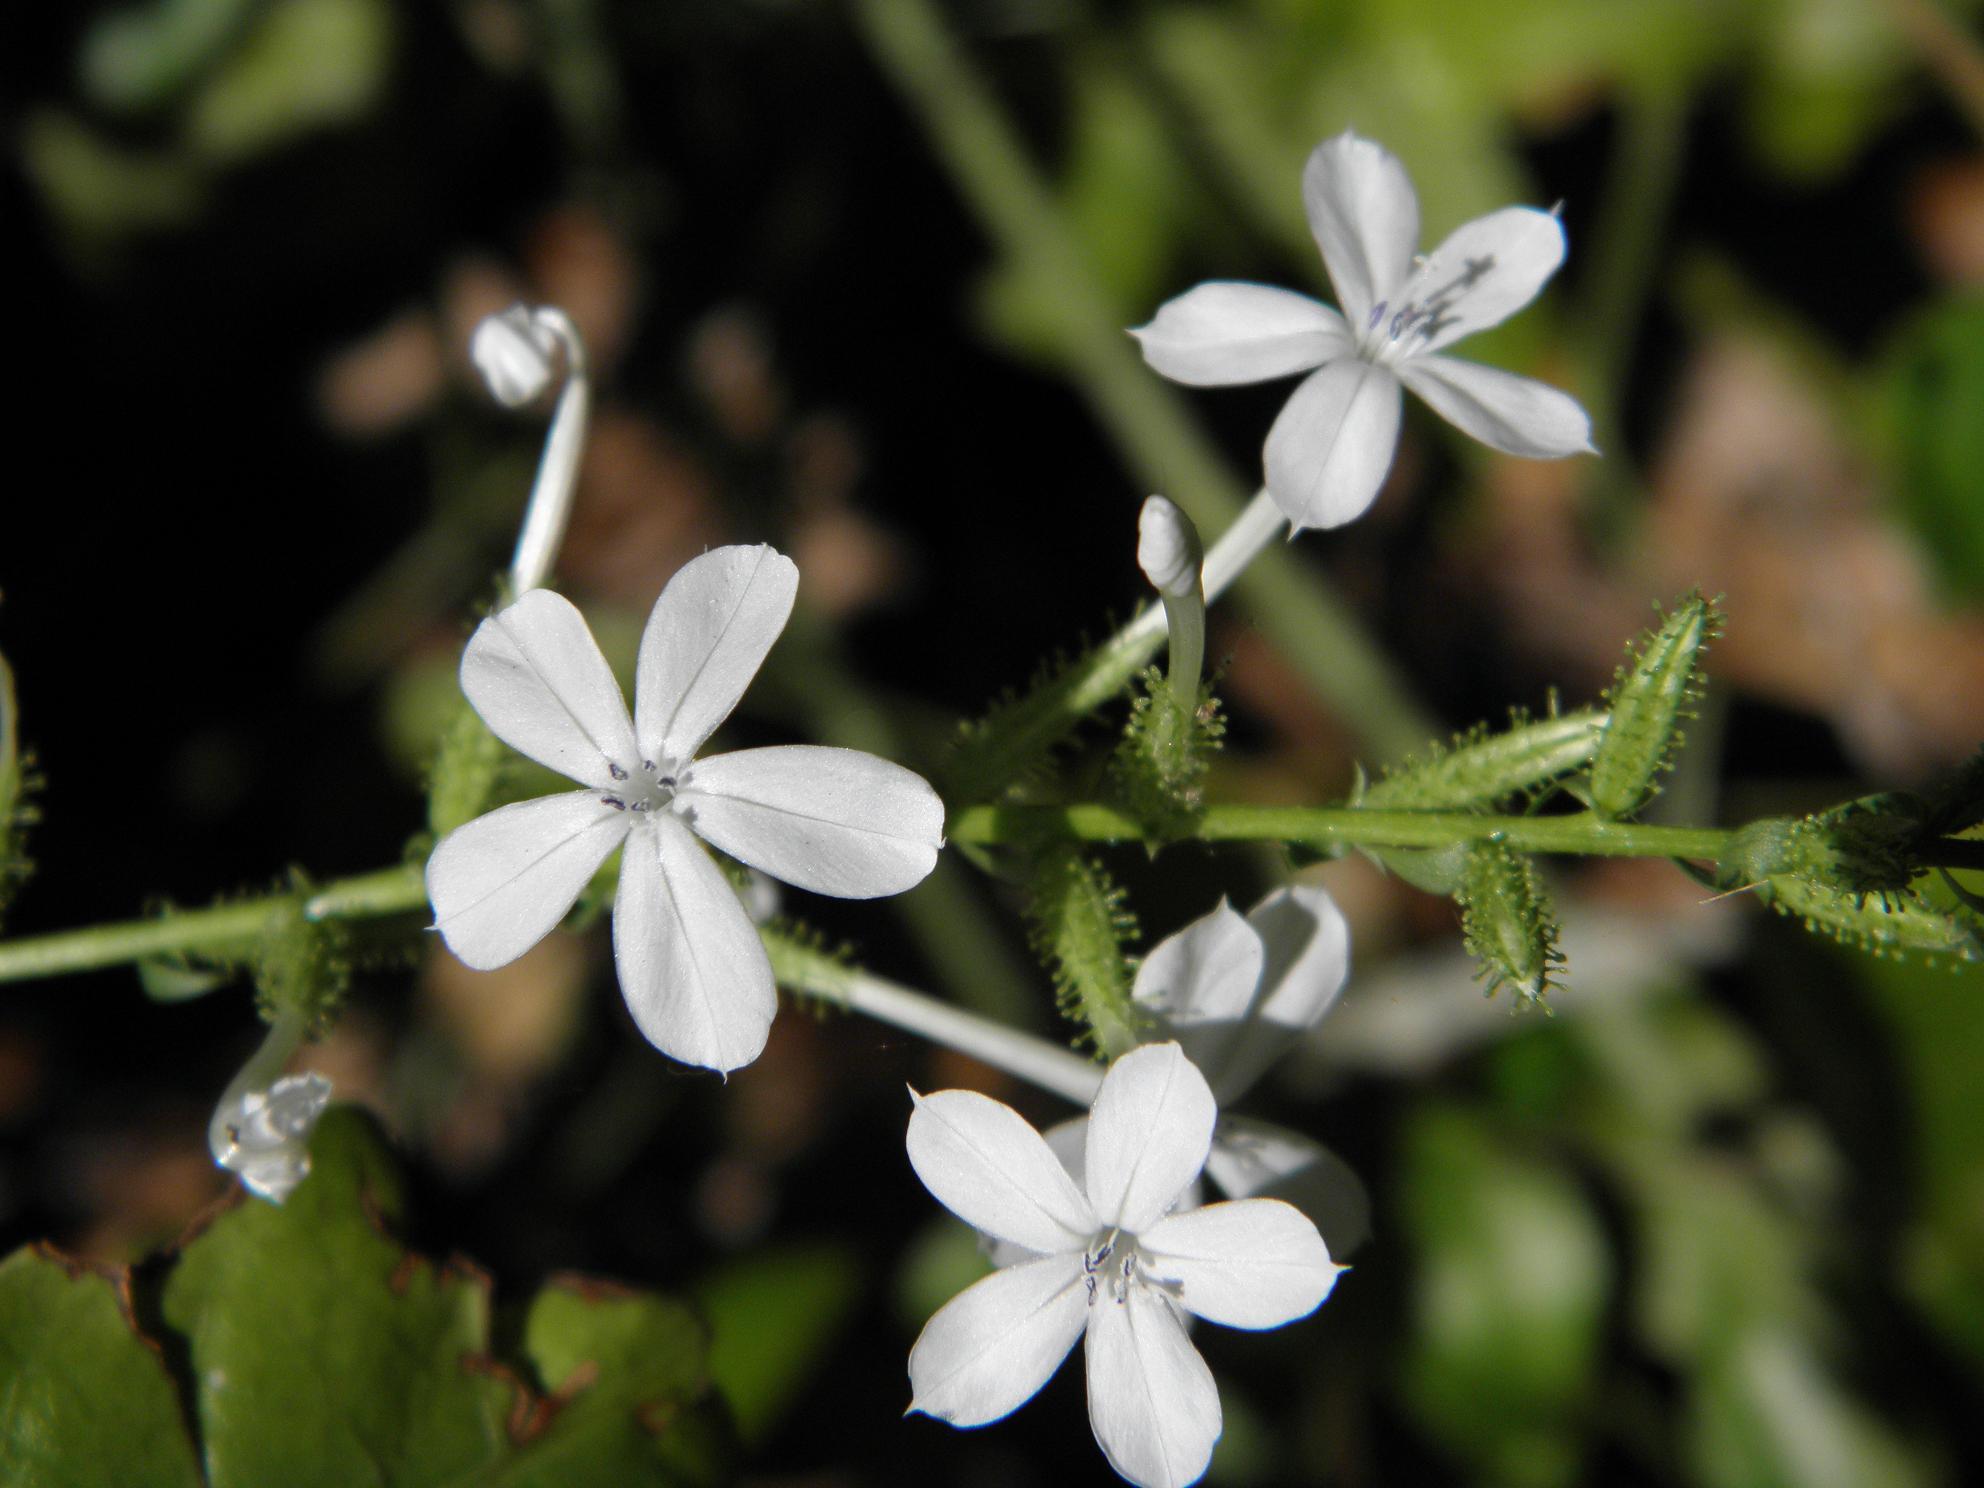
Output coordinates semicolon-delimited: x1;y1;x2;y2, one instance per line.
950;802;1731;861
853;0;1437;768
0;865;426;985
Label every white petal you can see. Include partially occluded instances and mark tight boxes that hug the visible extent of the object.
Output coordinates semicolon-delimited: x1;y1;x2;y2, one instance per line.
1208;885;1351;1100
460;590;639;789
984;1117;1093;1269
1263;360;1403;531
1302;131;1420;331
1389;206;1565;355
1085;1288;1221;1488
1203;1118;1372;1259
677;745;944;899
634;545;798;768
1131;900;1265;1097
909;1089;1096;1254
1085;1044;1217;1234
1131;282;1349;387
908;1253;1089;1427
612;813;776;1073
427;791;630;970
1398;354;1595;458
1141;1198;1341;1330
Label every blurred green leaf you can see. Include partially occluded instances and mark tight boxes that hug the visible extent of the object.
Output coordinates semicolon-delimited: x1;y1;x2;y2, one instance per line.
1877;293;1984;603
81;0;259;113
1689;1326;1930;1488
695;1242;861;1447
21;112;205;246
1743;0;1906;179
892;1215;988;1333
1865;948;1984;1368
1398;1104;1611;1488
185;0;392;163
0;1248;204;1488
981;53;1189;359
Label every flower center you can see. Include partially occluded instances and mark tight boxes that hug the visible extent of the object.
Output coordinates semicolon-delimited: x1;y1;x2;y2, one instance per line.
1360;251;1495;363
1083;1228;1162;1307
599;758;678;815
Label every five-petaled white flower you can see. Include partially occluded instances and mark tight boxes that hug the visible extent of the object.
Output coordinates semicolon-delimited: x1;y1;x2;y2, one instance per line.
906;1042;1341;1488
1133;130;1594;531
995;886;1367;1261
426;545;946;1074
209;1073;332;1204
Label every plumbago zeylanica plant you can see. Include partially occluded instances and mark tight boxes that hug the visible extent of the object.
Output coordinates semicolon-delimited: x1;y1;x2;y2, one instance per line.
3;133;1983;1488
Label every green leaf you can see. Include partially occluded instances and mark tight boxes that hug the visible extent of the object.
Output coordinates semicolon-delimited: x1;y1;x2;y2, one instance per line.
0;1247;203;1488
510;1282;731;1486
155;1107;729;1486
160;1109;508;1487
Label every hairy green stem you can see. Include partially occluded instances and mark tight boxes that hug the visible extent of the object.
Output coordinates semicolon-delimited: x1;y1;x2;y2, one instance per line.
853;0;1436;768
951;802;1732;860
0;866;428;985
7;825;1974;987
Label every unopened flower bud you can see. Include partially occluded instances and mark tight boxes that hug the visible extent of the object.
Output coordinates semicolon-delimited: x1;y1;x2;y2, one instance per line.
210;1072;332;1204
471;304;561;408
1137;495;1203;599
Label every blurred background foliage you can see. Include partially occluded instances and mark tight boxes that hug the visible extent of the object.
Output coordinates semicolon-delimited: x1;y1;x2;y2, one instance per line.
5;0;1984;1482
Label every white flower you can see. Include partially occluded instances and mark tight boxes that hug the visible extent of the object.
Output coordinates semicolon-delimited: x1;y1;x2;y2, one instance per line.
997;886;1368;1263
906;1042;1340;1488
1133;130;1594;531
425;544;946;1073
209;1073;332;1204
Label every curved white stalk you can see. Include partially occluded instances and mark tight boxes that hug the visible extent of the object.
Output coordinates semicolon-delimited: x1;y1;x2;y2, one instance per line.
206;1003;330;1203
782;948;1103;1106
470;304;592;596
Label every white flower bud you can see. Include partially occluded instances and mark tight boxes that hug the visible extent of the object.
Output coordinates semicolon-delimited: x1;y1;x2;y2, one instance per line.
1137;495;1203;599
471;304;561;408
210;1072;332;1204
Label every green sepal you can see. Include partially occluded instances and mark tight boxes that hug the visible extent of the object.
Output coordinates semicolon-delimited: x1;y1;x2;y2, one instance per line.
1365;842;1474;896
1720;794;1980;911
252;871;353;1036
1361;708;1605;813
1590;592;1722;820
137;954;234;1002
1107;666;1225;846
1024;843;1143;1058
1456;840;1564;1006
426;697;511;839
1755;875;1981;963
